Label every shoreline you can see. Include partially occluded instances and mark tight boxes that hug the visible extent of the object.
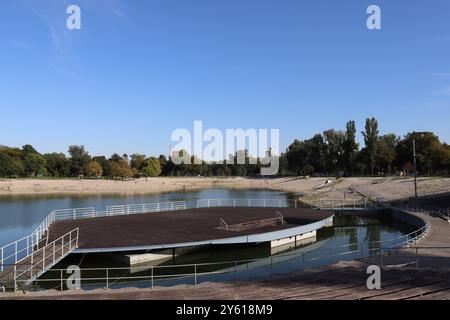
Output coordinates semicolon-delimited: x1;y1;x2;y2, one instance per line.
0;177;450;202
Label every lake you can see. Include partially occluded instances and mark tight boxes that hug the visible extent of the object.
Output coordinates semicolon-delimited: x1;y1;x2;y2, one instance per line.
0;188;417;290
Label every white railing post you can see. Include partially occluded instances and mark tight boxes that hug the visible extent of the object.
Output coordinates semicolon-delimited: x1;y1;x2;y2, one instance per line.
279;199;281;207
0;248;3;272
233;199;236;207
15;242;18;264
263;199;266;207
73;209;76;220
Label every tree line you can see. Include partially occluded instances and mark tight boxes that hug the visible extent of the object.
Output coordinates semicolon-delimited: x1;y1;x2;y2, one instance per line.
1;118;449;179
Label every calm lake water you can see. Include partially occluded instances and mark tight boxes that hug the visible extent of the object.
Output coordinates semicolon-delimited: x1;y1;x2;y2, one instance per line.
0;188;417;290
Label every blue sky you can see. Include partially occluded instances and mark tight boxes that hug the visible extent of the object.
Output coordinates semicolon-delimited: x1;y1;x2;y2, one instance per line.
1;0;450;157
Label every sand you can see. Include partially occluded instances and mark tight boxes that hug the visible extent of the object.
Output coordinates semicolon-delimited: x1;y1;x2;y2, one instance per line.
0;176;449;203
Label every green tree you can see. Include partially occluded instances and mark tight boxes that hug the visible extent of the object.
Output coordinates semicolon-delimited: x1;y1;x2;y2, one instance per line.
362;117;379;176
375;134;399;175
44;153;70;177
396;132;449;175
130;154;146;172
142;157;162;177
323;129;345;175
21;144;38;160
343;120;359;175
24;153;47;177
68;145;91;176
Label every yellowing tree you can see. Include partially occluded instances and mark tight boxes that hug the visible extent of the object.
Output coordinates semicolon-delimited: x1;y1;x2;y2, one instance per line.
86;161;103;177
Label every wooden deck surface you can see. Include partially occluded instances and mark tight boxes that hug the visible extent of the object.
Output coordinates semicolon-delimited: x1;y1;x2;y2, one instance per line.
46;207;333;250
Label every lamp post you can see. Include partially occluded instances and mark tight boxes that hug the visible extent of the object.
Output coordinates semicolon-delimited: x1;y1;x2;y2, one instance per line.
413;138;418;199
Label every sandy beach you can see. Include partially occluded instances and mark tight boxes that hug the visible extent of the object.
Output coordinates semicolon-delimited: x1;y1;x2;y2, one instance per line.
0;176;449;202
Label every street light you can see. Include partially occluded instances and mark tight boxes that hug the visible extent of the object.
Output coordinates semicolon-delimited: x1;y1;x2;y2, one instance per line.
413;138;417;199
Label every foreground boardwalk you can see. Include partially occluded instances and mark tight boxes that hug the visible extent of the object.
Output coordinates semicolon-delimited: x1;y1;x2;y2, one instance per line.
1;262;449;300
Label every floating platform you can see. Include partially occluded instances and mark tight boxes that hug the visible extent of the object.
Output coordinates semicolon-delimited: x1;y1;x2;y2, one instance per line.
46;207;334;254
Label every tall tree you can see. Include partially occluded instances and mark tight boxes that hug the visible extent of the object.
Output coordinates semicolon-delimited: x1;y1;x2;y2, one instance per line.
43;153;70;177
323;129;345;175
142;157;162;177
92;156;111;177
24;153;46;177
375;134;399;175
343;120;359;175
68;145;91;176
362;117;379;176
20;144;38;160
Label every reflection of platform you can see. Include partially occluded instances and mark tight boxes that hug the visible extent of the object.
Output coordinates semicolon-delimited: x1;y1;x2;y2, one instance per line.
46;207;334;254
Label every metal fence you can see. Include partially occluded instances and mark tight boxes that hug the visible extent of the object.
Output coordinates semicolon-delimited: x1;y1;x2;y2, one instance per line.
1;228;79;290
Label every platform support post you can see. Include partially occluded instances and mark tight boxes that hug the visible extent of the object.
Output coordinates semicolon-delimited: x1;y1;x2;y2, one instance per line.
151;267;154;288
416;247;419;269
302;253;305;270
194;265;197;285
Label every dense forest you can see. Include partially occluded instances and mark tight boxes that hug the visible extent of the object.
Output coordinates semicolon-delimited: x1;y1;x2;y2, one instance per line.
1;118;449;179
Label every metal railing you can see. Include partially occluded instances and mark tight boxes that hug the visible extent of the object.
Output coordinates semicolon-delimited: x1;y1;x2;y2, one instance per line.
197;198;293;208
219;218;229;230
196;198;373;210
11;222;429;292
1;228;79;290
275;211;286;225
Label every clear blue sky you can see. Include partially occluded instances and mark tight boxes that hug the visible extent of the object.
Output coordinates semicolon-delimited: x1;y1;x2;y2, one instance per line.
1;0;450;157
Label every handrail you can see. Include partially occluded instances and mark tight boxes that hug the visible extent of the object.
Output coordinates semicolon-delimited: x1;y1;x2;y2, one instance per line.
275;211;286;225
219;218;229;230
13;228;79;287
